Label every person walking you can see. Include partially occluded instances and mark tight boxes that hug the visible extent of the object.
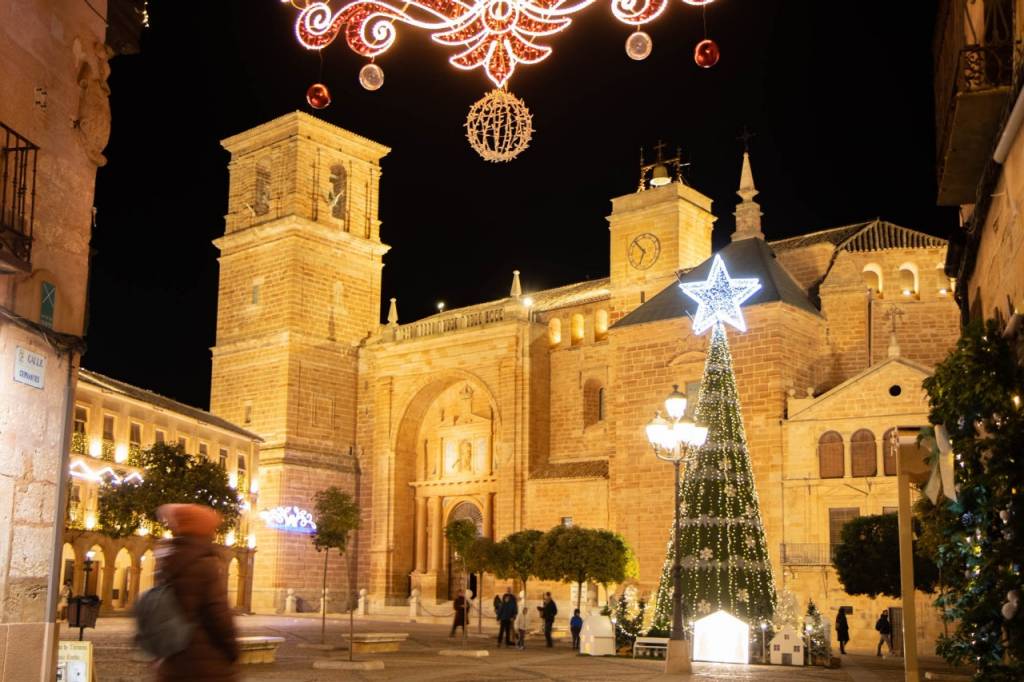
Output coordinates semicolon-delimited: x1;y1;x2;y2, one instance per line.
154;503;238;682
514;606;528;650
450;589;468;638
538;592;558;647
835;608;849;655
493;594;502;622
497;590;517;647
875;610;893;657
570;608;583;651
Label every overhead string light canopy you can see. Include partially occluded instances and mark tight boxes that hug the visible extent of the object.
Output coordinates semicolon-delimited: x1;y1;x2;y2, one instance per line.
283;0;717;160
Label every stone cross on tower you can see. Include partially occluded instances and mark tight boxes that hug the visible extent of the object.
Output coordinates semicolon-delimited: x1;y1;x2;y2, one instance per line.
885;305;905;358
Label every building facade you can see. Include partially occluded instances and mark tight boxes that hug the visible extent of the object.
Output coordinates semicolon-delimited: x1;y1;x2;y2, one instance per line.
61;369;261;614
211;112;961;653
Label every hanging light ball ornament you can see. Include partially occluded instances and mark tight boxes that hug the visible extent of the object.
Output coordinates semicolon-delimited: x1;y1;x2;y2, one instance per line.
625;31;653;61
694;39;720;68
306;82;331;109
359;63;385;91
464;89;533;163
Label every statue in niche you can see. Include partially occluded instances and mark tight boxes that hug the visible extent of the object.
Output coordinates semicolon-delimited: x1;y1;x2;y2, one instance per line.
72;38;112;167
455;440;474;474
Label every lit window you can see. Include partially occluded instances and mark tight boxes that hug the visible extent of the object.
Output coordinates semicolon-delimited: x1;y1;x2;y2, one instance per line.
129;422;142;446
561;516;573;527
199;442;208;459
73;407;88;434
219;448;228;469
102;415;115;441
154;429;165;444
178;436;188;452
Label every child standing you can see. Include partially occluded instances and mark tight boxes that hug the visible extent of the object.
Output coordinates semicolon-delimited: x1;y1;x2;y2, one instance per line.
515;606;528;649
570;608;584;650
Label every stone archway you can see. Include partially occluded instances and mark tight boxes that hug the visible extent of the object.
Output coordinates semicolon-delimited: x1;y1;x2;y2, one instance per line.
383;373;500;604
139;549;155;594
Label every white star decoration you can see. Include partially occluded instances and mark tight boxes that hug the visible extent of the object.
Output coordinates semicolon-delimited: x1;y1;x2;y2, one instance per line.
679;253;762;335
699;547;714;561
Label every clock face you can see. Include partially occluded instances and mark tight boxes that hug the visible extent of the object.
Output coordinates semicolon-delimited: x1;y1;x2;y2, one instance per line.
628;233;661;270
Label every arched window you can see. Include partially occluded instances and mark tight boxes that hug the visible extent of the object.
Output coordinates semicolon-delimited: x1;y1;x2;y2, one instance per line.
818;431;844;478
548;318;562;346
583;379;604;427
898;262;919;297
571;314;585;346
329;163;347;220
594;309;609;341
862;263;883;296
882;428;898;476
850;429;877;477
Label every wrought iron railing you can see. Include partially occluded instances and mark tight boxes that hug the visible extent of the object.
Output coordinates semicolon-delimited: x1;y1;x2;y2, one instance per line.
779;543;836;566
0;123;38;270
394;304;506;341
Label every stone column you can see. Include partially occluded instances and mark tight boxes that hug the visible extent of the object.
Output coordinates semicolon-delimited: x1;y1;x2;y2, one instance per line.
99;558;115;614
482;493;494;538
428;496;442;574
128;558;142;609
414;495;427;573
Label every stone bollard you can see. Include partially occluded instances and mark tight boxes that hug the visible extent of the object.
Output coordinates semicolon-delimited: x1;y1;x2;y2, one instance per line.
408;589;420;621
357;588;368;615
285;588;297;614
320;588;329;615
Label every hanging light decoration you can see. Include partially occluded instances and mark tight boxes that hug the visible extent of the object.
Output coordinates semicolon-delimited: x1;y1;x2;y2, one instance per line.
306;82;332;109
694;38;719;68
285;0;717;158
465;88;533;162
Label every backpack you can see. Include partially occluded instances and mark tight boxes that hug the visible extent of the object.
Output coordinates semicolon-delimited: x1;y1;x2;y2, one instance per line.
134;583;194;658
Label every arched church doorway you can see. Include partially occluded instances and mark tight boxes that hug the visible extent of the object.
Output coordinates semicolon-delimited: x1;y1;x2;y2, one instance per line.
446;501;483;600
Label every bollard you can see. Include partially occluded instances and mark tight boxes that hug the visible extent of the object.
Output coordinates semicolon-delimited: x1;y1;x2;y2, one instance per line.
357;588;368;615
408;588;420;621
285;588;297;614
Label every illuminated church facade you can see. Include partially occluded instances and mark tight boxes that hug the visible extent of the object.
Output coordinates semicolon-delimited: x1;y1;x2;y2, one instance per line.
210;112;959;650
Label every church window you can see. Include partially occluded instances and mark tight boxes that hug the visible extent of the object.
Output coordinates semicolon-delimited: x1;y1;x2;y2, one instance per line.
561;516;573;527
594;309;609;341
329;164;347;220
548;318;561;347
882;428;898;476
818;431;844;478
253;163;271;216
219;447;228;469
178;436;189;453
898;262;918;297
40;281;56;328
199;442;209;459
571;314;585;346
828;507;859;556
583;379;604;427
73;406;88;434
850;429;876;477
862;264;883;296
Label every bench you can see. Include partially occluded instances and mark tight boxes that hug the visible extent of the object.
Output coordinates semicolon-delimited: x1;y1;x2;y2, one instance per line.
344;632;409;654
633;636;669;659
236;636;286;664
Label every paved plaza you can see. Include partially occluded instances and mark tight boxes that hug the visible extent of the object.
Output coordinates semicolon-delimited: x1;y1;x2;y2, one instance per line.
64;615;970;681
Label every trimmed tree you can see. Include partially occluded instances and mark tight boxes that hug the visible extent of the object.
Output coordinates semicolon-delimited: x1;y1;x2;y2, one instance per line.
832;513;938;599
97;441;240;537
492;529;544;626
445;518;478;638
312;487;360;645
534;526;630;611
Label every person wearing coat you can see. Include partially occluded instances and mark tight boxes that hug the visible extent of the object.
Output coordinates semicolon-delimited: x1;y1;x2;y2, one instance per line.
835;608;850;654
875;611;893;657
537;593;558;647
450;589;468;637
155;504;239;682
497;590;518;647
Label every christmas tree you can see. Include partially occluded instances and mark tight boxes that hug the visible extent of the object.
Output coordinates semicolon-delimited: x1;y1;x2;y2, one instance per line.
804;599;829;659
650;255;776;629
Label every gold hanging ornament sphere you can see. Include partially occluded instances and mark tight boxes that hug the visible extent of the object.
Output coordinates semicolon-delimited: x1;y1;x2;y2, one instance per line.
464;88;534;162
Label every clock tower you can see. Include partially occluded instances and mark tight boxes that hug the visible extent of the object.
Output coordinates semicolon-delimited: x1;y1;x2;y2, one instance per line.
608;178;715;321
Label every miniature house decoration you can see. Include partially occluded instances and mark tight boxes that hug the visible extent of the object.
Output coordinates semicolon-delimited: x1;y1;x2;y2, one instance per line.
692;610;749;664
769;625;805;666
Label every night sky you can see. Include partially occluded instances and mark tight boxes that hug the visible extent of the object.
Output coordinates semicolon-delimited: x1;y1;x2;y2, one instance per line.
85;1;955;409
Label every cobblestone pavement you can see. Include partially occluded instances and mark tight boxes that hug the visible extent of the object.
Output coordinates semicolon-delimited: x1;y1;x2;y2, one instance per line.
63;615;970;681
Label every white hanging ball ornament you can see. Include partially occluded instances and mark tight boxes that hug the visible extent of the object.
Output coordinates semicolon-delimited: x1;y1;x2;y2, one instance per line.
359;63;384;91
626;31;653;61
465;88;533;163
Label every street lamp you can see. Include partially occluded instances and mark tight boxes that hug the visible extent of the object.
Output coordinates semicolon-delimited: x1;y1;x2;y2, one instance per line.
645;385;708;673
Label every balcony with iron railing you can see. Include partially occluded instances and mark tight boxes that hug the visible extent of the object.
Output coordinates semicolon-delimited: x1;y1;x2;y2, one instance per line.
934;0;1021;205
780;543;837;566
0;123;37;273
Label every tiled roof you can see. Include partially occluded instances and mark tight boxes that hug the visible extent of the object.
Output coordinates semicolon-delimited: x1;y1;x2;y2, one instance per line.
78;369;263;442
769;219;946;253
530;460;609;480
530;277;610;312
612;237;821;329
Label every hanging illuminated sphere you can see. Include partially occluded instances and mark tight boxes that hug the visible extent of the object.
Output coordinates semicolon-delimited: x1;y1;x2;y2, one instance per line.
694;39;720;68
465;89;533;163
306;82;331;109
359;63;384;91
625;31;653;61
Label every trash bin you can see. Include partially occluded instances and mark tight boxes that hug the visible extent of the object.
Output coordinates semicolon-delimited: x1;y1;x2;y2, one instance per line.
68;595;101;629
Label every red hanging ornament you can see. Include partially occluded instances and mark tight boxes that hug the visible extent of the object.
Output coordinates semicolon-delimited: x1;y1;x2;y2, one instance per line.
694;39;720;68
306;83;331;109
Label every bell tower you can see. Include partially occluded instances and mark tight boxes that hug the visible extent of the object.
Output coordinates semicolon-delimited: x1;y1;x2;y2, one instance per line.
210;112;390;611
608;145;715;320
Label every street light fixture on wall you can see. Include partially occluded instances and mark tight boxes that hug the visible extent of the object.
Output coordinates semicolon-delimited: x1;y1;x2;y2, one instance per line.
645;385;708;673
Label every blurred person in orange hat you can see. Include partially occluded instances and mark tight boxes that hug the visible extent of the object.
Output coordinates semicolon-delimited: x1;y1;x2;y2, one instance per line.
153;503;238;681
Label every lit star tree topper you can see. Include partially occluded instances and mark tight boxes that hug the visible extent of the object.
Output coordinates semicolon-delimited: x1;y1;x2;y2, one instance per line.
679;253;761;335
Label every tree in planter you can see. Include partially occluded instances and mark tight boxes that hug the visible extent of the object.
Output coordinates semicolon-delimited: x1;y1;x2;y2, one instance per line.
97;442;240;537
917;319;1024;680
311;487;360;645
832;513;938;599
534;526;630;611
492;529;544;628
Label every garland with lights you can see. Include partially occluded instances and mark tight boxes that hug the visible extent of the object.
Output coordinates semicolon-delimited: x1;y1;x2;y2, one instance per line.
284;0;720;161
915;318;1024;680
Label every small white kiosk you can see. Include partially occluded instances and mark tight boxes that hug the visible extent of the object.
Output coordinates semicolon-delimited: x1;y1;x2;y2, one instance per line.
692;610;749;664
579;615;615;656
